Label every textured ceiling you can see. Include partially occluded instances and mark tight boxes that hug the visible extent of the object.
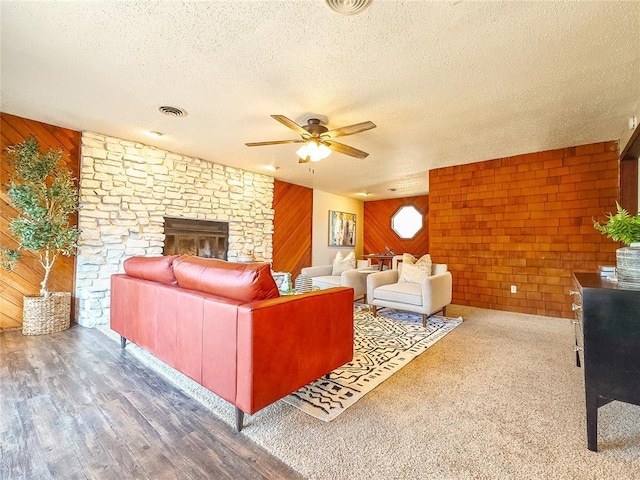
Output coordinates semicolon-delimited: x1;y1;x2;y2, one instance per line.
1;1;638;200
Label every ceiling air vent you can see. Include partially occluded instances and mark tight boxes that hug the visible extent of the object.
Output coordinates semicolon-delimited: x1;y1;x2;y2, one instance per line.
158;105;188;117
324;0;372;15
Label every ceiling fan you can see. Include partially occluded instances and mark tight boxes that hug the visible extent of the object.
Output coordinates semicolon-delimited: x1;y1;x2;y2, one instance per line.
245;115;376;163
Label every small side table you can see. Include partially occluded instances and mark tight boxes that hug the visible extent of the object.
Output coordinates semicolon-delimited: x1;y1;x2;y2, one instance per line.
362;254;395;271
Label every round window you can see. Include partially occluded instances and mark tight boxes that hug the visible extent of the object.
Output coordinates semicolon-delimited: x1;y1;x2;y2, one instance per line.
391;205;423;239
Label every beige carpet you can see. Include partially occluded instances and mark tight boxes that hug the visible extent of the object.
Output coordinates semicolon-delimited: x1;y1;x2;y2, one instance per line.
283;307;462;421
101;305;640;479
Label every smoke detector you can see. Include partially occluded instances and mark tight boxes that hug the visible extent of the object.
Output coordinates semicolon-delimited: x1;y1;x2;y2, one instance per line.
158;105;188;117
324;0;373;16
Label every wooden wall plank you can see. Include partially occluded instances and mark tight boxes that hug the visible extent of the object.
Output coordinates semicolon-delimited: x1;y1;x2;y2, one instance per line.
363;195;430;263
0;112;81;331
272;180;312;281
620;158;638;214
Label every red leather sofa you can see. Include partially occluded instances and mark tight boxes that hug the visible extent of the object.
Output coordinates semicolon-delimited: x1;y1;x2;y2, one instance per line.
110;255;354;430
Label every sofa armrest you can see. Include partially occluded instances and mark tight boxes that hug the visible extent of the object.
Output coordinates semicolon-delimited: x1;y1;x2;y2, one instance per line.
421;271;453;315
366;269;399;303
300;264;333;278
341;269;366;296
235;287;354;414
432;263;448;275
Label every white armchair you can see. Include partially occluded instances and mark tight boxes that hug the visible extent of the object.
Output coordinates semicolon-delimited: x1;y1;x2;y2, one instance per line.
366;262;452;327
300;258;370;301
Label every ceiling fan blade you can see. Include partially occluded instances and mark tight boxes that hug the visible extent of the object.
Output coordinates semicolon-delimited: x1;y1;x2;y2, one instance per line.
325;140;369;159
322;121;376;139
245;139;305;147
271;115;311;137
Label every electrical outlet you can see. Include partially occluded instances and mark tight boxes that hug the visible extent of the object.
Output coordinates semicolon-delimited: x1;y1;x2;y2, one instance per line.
510;285;517;294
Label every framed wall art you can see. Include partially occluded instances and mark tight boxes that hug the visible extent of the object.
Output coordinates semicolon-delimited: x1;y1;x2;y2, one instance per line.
329;210;356;247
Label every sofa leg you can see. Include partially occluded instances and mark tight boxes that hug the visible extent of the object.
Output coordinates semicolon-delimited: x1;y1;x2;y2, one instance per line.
422;314;427;328
442;305;447;317
371;305;377;317
235;407;244;432
120;336;127;349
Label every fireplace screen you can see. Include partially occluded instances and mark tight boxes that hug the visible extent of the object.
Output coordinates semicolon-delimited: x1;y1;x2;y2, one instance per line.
163;217;228;260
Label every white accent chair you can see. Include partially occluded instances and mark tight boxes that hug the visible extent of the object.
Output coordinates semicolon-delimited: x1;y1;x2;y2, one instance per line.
366;258;452;327
300;258;370;301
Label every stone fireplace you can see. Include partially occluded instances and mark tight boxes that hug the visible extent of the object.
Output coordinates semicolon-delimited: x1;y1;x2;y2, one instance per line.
75;131;274;327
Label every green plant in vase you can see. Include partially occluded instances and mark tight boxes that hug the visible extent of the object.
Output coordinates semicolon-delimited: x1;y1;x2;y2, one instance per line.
593;202;640;246
594;202;640;286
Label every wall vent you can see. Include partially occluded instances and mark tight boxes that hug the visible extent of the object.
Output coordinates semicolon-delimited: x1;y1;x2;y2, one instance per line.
324;0;372;15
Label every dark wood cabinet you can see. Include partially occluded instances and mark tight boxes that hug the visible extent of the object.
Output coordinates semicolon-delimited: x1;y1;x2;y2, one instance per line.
571;273;640;451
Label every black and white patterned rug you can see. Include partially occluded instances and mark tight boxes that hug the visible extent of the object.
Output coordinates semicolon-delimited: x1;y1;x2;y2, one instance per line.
284;306;463;421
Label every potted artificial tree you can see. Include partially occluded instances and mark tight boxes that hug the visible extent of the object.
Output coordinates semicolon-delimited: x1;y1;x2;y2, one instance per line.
593;202;640;286
0;136;80;335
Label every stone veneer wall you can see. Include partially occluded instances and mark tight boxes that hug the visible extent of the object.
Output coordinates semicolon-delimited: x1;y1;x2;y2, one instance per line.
75;132;274;327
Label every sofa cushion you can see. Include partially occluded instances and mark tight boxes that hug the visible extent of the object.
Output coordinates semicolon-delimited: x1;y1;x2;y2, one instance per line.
123;255;179;285
402;253;417;264
400;254;432;283
374;282;423;306
332;251;356;275
173;256;280;303
311;275;342;290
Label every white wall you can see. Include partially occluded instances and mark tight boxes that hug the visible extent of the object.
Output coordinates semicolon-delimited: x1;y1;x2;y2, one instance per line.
312;190;364;266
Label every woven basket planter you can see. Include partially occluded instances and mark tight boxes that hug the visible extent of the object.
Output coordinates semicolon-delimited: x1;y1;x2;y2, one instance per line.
22;292;71;336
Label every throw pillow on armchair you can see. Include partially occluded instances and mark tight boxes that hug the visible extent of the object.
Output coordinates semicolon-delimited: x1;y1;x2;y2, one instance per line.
399;253;432;283
332;251;356;275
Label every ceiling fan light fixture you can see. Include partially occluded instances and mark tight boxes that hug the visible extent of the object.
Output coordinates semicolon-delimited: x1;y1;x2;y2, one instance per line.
296;142;311;159
296;140;332;162
248;114;373;161
316;142;331;160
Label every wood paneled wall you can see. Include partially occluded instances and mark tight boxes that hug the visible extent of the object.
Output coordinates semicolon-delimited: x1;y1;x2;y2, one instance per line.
429;141;619;319
363;196;430;261
272;180;312;280
620;158;638;214
1;112;81;331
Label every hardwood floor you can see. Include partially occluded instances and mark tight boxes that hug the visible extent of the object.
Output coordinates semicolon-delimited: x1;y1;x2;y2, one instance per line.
0;326;304;480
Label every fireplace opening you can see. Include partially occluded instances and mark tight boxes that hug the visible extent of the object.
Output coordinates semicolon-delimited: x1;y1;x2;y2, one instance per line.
163;217;228;260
